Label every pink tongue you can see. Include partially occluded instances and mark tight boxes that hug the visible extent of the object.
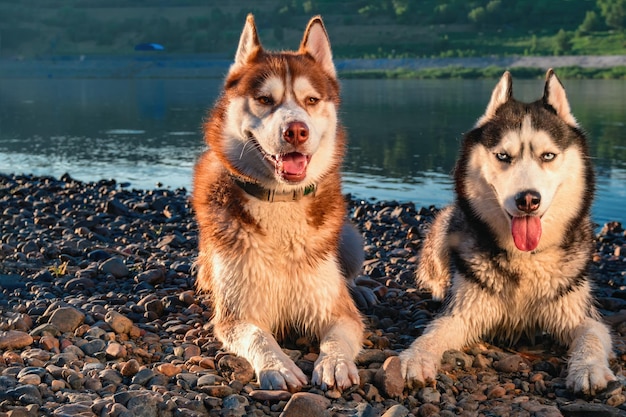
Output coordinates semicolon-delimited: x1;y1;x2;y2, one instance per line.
511;216;542;251
280;152;308;175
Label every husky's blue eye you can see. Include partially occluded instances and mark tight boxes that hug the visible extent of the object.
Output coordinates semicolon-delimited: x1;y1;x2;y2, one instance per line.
495;152;511;163
542;152;556;162
256;96;273;105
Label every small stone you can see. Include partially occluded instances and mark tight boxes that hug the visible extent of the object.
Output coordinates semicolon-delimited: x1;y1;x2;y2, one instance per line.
356;349;387;365
493;354;530;373
120;359;140;376
417;386;441;403
135;269;165;285
325;389;342;399
21;348;52;364
18;374;41;385
374;356;404;398
487;385;507;399
381;404;410;417
218;354;255;385
472;353;491;369
0;330;34;349
281;392;331;417
183;344;201;360
249;390;292;402
200;385;235;398
222;394;249;416
105;199;129;216
48;307;85;333
179;290;196;305
105;342;127;359
29;323;61;337
80;339;106;356
197;374;217;387
362;383;383;402
131;368;155;386
104;310;133;335
87;249;110;261
560;402;621;417
100;257;129;278
126;392;160;417
39;335;60;352
6;385;42;406
50;379;66;392
156;363;182;377
418;403;440;417
441;350;473;370
607;393;626;407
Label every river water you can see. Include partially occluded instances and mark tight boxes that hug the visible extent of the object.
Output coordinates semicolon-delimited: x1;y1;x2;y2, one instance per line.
0;77;624;225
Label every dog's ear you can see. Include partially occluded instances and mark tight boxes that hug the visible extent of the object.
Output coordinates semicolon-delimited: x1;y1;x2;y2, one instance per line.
300;16;336;78
233;14;262;70
543;69;578;127
476;71;513;127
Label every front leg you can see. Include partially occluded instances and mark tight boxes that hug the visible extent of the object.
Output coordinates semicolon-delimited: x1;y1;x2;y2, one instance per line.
216;321;308;391
566;317;616;395
400;314;474;388
312;309;363;390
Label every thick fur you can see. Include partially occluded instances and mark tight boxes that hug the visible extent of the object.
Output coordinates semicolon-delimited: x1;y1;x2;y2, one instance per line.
400;70;616;395
192;14;364;392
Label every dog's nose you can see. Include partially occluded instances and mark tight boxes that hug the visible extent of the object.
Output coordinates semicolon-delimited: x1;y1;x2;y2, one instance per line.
283;121;309;144
515;190;541;213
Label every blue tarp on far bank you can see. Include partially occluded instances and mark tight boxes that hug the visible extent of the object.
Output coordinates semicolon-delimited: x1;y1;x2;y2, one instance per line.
134;43;165;51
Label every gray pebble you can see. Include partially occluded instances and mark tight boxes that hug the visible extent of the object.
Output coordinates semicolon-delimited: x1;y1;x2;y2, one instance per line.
100;256;129;278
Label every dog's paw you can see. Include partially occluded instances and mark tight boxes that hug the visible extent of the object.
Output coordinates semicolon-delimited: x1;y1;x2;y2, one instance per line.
399;346;439;389
312;353;359;390
566;361;616;396
258;361;308;392
350;277;379;310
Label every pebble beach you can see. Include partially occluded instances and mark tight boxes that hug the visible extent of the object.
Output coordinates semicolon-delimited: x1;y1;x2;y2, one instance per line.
1;172;626;417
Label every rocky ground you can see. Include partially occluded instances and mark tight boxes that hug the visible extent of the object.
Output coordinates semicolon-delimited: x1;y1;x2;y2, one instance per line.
1;173;626;417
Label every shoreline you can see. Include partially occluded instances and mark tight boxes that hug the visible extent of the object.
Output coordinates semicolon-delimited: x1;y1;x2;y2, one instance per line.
1;172;626;416
1;55;625;79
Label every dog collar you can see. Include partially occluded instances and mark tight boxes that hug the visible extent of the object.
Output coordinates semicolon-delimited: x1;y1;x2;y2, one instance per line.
232;177;316;202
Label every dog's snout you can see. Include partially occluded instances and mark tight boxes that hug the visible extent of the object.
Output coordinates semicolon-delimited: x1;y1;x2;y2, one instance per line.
515;190;541;213
283;121;309;145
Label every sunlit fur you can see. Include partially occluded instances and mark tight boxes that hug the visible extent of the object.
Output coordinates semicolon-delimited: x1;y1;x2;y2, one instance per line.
400;70;615;396
192;14;363;392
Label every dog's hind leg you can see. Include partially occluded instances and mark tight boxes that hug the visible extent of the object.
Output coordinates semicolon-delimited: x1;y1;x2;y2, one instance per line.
338;222;364;281
565;317;616;395
215;320;308;392
415;206;454;300
339;222;378;308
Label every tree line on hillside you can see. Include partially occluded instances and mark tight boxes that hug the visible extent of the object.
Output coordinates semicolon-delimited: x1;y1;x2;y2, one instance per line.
0;0;624;57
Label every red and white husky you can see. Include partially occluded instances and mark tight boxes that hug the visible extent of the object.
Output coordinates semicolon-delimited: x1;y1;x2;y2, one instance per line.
192;15;364;391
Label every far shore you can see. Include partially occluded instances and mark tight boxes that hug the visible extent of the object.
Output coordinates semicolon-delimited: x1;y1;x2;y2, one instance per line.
1;54;625;79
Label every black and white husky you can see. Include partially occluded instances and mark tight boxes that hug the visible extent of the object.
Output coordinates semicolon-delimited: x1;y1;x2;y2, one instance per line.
400;70;616;395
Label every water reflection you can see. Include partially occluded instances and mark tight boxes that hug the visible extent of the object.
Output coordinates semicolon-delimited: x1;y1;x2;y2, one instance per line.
0;78;624;224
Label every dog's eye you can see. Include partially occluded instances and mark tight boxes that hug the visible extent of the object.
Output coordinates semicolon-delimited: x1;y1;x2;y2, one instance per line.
495;152;511;163
541;152;556;162
256;96;273;106
306;96;320;105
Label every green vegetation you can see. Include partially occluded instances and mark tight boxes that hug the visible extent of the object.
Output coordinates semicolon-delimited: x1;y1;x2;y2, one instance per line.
341;65;626;79
0;0;624;58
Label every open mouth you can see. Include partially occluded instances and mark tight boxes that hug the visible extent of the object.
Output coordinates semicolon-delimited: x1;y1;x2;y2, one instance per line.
508;214;542;252
247;133;311;183
267;152;311;182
